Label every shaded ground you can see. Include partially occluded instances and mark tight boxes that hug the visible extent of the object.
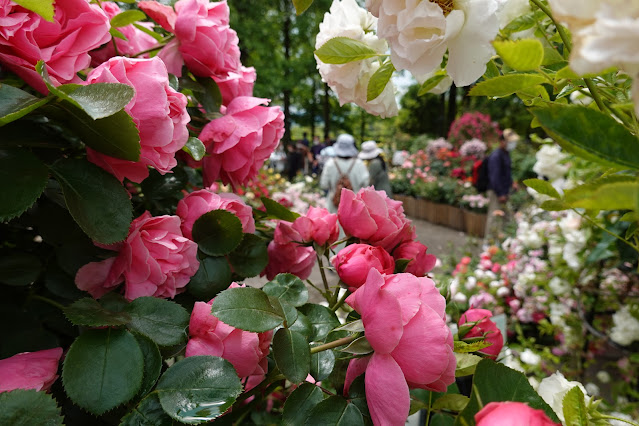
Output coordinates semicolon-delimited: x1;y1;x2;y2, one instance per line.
246;217;481;303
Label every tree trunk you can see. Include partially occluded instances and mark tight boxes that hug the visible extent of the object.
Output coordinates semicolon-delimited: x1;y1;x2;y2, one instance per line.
446;83;457;136
310;79;316;139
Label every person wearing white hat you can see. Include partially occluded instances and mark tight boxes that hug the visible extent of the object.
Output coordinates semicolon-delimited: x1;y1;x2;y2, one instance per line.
319;134;369;213
359;140;392;197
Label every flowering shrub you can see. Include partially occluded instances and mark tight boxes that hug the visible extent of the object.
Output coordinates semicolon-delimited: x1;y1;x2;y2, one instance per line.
447;112;502;147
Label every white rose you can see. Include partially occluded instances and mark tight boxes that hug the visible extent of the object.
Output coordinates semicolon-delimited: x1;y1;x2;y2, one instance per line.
610;305;639;346
537;372;589;422
596;370;611;383
376;0;500;86
496;286;510;297
495;0;531;28
533;144;569;181
453;292;468;304
519;348;541;366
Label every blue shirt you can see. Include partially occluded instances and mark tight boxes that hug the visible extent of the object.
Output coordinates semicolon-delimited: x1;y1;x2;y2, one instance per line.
487;148;512;197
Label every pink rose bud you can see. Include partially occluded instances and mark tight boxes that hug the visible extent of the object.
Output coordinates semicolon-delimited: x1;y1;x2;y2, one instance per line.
338;187;415;252
475;402;559;426
262;239;315;281
393;241;437;277
458;308;504;360
344;270;455;426
200;96;284;188
214;66;256;106
331;244;394;291
90;2;157;65
186;283;273;387
75;212;199;300
177;188;255;240
84;57;190;183
140;0;240;78
275;206;339;248
0;0;110;93
0;348;63;393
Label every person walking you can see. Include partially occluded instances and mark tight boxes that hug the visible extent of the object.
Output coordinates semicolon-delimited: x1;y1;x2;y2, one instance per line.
359;140;392;197
485;130;515;242
320;134;369;213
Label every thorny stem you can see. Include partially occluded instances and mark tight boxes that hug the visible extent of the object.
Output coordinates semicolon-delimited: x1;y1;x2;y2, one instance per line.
330;290;350;312
31;294;65;310
310;335;358;354
529;0;571;53
316;254;330;294
572;208;639;253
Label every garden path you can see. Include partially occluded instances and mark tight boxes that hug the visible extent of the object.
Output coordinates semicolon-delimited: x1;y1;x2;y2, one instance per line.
246;218;481;303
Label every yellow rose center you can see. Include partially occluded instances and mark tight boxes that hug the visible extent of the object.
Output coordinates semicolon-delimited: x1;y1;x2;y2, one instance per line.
433;0;454;16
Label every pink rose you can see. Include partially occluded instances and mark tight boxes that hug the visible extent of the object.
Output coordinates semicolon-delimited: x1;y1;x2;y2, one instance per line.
186;283;273;386
85;57;190;183
459;308;504;360
75;211;199;300
0;348;63;393
344;270;455;425
214;66;256;106
200;96;284;188
338;187;416;252
0;0;110;93
393;241;437;277
177;188;255;240
475;402;559;426
262;240;315;281
139;0;240;78
90;2;157;66
331;244;394;291
275;206;339;247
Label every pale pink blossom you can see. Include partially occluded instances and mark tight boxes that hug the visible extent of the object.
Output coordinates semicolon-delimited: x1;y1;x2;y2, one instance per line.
392;241;436;277
275;206;339;247
214;66;256;106
475;402;559;426
332;244;395;291
0;348;63;393
459;308;504;359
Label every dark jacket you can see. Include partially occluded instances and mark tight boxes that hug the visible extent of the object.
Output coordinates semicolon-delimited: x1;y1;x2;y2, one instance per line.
487;148;512;197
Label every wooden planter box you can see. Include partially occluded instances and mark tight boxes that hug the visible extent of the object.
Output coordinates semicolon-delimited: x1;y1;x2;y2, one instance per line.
446;205;465;232
403;196;417;217
463;210;487;237
434;203;449;226
421;199;437;223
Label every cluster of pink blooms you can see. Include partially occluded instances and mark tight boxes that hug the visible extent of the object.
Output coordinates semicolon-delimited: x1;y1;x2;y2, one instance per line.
0;0;284;188
461;194;489;211
426;138;453;158
448;112;501;146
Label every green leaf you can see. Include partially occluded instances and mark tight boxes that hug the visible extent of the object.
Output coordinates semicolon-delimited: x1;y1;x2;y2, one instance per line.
454;353;482;377
347;375;371;420
531;104;639;170
298;304;340;342
0;252;41;286
333;319;365;333
133;22;164;42
493;39;544;71
270;297;299;328
227;234;269;278
517;85;550;106
283;383;324;426
568;181;639;211
455;359;559;425
261;197;300;221
484;60;500;79
195;77;223;115
273;328;311;383
125;297;190;347
453;340;491;353
432;394;470;412
120;394;176;426
563;386;589;426
263;273;309;307
12;0;53;21
315;37;378;64
192;210;243;256
211;287;283;332
0;149;48;222
523;178;561;198
183;137;206;161
469;74;547;97
133;333;163;397
305;396;364;426
310;348;335;381
418;74;447;96
292;0;314;15
63;297;132;327
110;27;128;41
63;329;144;415
367;60;395;101
110;10;146;28
501;12;537;35
341;336;373;355
0;84;51;126
0;390;63;426
49;159;132;244
540;199;569;211
289;310;313;338
155;356;243;424
62;83;134;120
187;256;232;300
